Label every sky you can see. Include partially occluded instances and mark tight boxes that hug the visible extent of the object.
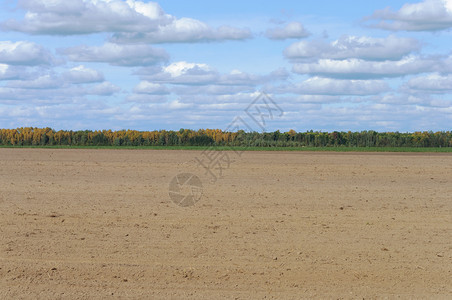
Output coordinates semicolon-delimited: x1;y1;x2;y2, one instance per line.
0;0;451;132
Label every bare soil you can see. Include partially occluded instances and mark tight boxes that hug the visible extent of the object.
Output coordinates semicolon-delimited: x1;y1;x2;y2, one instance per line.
0;148;451;299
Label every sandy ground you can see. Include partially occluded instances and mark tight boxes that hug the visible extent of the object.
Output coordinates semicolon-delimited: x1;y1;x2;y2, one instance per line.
0;148;451;299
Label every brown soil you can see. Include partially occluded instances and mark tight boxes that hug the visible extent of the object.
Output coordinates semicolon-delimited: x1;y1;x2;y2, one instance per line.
0;148;451;299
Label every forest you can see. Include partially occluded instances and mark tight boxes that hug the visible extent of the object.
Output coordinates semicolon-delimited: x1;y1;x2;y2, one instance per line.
0;127;451;148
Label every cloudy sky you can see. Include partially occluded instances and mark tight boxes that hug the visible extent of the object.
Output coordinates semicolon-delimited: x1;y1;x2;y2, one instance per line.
0;0;451;132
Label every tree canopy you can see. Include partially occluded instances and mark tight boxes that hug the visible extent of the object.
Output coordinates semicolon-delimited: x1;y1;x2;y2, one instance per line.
1;127;451;148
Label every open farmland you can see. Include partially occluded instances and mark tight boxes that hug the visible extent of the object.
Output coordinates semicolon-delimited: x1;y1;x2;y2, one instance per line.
0;148;451;298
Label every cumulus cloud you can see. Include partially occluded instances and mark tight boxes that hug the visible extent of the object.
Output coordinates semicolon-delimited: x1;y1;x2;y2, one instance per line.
111;20;252;44
0;64;28;80
133;81;170;94
278;77;389;95
285;35;420;61
0;77;121;104
404;73;452;92
1;0;170;35
378;93;427;105
3;65;118;98
171;85;255;96
138;61;289;86
364;0;452;31
221;68;289;85
0;64;12;80
441;54;452;72
126;94;169;103
0;41;54;65
265;21;310;40
285;34;449;80
291;95;345;104
138;61;218;85
168;99;194;109
292;56;437;79
2;0;251;43
127;64;289;105
377;93;452;109
164;61;212;77
62;65;104;84
60;43;168;66
6;74;60;89
89;82;121;96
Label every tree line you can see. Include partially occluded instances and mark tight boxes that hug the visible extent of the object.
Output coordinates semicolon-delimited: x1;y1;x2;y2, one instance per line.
0;127;451;148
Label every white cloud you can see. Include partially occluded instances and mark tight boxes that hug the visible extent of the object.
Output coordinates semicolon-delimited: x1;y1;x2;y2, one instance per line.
364;0;452;31
111;19;252;44
62;65;104;84
378;93;452;108
292;95;345;103
89;82;121;96
0;64;10;79
163;61;212;77
171;85;255;96
126;94;168;103
292;56;436;79
138;61;219;85
440;54;452;72
125;0;167;19
0;64;28;80
2;0;171;35
128;64;288;105
138;62;288;86
285;35;420;61
2;65;118;99
133;81;170;94
404;73;452;92
168;99;193;109
61;43;168;66
127;65;289;105
266;21;310;40
219;68;289;86
377;93;427;105
0;41;54;65
6;74;60;89
278;77;389;95
2;0;251;43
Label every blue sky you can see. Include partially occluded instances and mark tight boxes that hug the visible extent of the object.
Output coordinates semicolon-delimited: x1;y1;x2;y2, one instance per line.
0;0;451;132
